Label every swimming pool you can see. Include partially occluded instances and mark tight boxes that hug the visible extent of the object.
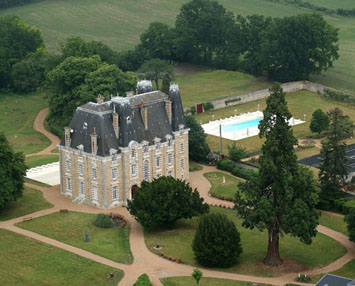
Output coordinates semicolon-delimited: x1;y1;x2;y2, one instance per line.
222;118;262;132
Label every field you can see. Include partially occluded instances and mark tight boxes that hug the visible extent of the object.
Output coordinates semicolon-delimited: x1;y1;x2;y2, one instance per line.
145;207;346;277
162;277;270;286
195;90;355;153
25;154;59;168
0;187;53;221
17;211;133;264
204;172;243;198
0;92;50;154
1;0;355;94
0;229;123;286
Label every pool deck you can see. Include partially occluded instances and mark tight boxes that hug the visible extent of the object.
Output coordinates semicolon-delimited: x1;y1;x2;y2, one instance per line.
202;111;304;141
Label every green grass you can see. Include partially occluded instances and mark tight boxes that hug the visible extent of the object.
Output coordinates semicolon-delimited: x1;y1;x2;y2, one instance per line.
189;161;203;172
145;207;346;277
2;0;355;94
17;211;133;264
176;70;270;107
0;92;50;154
319;211;348;236
24;177;52;188
310;259;355;282
296;147;321;160
25;154;59;168
0;229;123;286
196;90;355;153
162;277;270;286
0;187;53;221
204;171;243;198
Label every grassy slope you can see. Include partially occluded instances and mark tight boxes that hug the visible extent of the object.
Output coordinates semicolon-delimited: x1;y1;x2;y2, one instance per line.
145;207;346;277
197;90;355;153
17;211;133;264
0;229;123;286
204;171;243;198
1;0;355;94
162;277;270;286
0;187;53;221
0;92;50;154
319;211;348;236
25;154;59;168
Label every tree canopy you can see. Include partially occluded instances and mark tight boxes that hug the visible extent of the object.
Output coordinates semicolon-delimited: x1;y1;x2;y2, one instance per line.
185;115;210;163
309;108;329;135
0;133;27;210
261;13;339;82
138;58;173;91
127;176;209;228
235;83;320;266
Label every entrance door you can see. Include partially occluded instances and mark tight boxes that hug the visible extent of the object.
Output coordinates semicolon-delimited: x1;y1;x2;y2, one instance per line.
131;185;138;200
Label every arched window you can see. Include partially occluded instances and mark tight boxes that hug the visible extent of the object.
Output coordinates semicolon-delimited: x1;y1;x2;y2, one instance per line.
144;160;149;181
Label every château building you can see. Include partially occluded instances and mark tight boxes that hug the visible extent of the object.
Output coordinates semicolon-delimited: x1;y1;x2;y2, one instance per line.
59;81;189;209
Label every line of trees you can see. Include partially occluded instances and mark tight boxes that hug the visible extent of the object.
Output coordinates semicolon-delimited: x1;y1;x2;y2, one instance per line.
0;0;39;9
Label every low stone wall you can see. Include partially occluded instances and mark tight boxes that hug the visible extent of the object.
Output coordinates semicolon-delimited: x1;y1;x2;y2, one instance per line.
185;81;355;112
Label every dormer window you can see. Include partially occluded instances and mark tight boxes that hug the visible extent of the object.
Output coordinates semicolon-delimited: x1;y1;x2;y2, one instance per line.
144;145;148;153
131;148;136;158
156;143;160;151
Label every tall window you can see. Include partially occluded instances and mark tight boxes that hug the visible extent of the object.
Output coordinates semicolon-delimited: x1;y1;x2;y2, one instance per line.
92;186;98;201
156;143;160;151
78;163;83;176
156;157;160;168
112;186;118;200
144;160;149;181
79;181;84;197
180;142;184;153
92;167;97;180
65;160;70;172
131;148;136;158
144;145;148;154
168;139;171;147
168;153;173;165
112;167;118;180
131;164;137;176
180;158;184;169
66;177;71;192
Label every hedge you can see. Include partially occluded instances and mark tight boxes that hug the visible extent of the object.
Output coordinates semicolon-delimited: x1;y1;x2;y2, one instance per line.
216;159;258;180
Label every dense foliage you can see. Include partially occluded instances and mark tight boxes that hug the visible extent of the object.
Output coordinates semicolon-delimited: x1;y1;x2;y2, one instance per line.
216;159;257;181
310;108;329;135
93;213;113;229
185;115;210;163
235;83;320;266
0;133;27;210
193;212;242;267
0;0;39;9
344;201;355;242
318;108;351;211
127;176;209;228
227;143;247;163
324;89;355;104
133;274;152;286
138;58;173;91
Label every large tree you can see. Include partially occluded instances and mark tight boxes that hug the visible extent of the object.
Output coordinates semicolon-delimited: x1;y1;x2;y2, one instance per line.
309;108;329;135
0;133;27;210
185;115;210;163
138;58;173;90
127;176;209;228
235;83;320;266
260;13;339;82
318;108;350;210
0;15;44;88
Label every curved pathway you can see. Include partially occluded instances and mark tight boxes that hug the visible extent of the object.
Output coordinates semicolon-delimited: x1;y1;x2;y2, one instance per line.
26;108;60;157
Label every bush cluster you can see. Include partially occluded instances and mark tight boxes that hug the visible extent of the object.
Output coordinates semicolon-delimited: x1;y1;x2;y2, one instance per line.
216;159;258;180
157;252;183;264
133;274;153;286
324;89;355;104
93;213;113;229
225;97;241;105
210;192;234;202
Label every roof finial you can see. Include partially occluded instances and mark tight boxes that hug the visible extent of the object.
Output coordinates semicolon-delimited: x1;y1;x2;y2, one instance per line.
93;127;96;135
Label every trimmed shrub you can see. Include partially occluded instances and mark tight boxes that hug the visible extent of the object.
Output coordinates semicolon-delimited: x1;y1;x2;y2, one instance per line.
202;102;214;111
216;159;258;180
93;213;113;229
193;213;242;267
133;274;152;286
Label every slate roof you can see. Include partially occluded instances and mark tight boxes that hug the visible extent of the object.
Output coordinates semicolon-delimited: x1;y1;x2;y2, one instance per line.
316;274;354;286
61;84;186;157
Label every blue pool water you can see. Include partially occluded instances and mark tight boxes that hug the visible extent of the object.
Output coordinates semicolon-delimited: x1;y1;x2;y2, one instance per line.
222;118;262;132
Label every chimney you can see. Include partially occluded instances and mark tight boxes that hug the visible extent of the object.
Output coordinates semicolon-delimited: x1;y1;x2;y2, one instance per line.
165;99;172;124
113;105;119;138
91;127;98;155
64;126;71;147
140;101;148;130
96;94;104;104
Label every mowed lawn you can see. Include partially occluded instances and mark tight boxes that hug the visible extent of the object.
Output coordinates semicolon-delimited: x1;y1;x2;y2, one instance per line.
162;277;270;286
311;259;355;282
25;154;59;168
204;172;243;198
0;92;50;154
319;211;348;236
176;70;270;107
17;211;133;264
0;229;123;286
145;207;346;277
0;187;53;221
196;91;355;153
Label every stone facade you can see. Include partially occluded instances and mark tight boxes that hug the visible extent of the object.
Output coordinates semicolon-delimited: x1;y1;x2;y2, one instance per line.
59;81;189;208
